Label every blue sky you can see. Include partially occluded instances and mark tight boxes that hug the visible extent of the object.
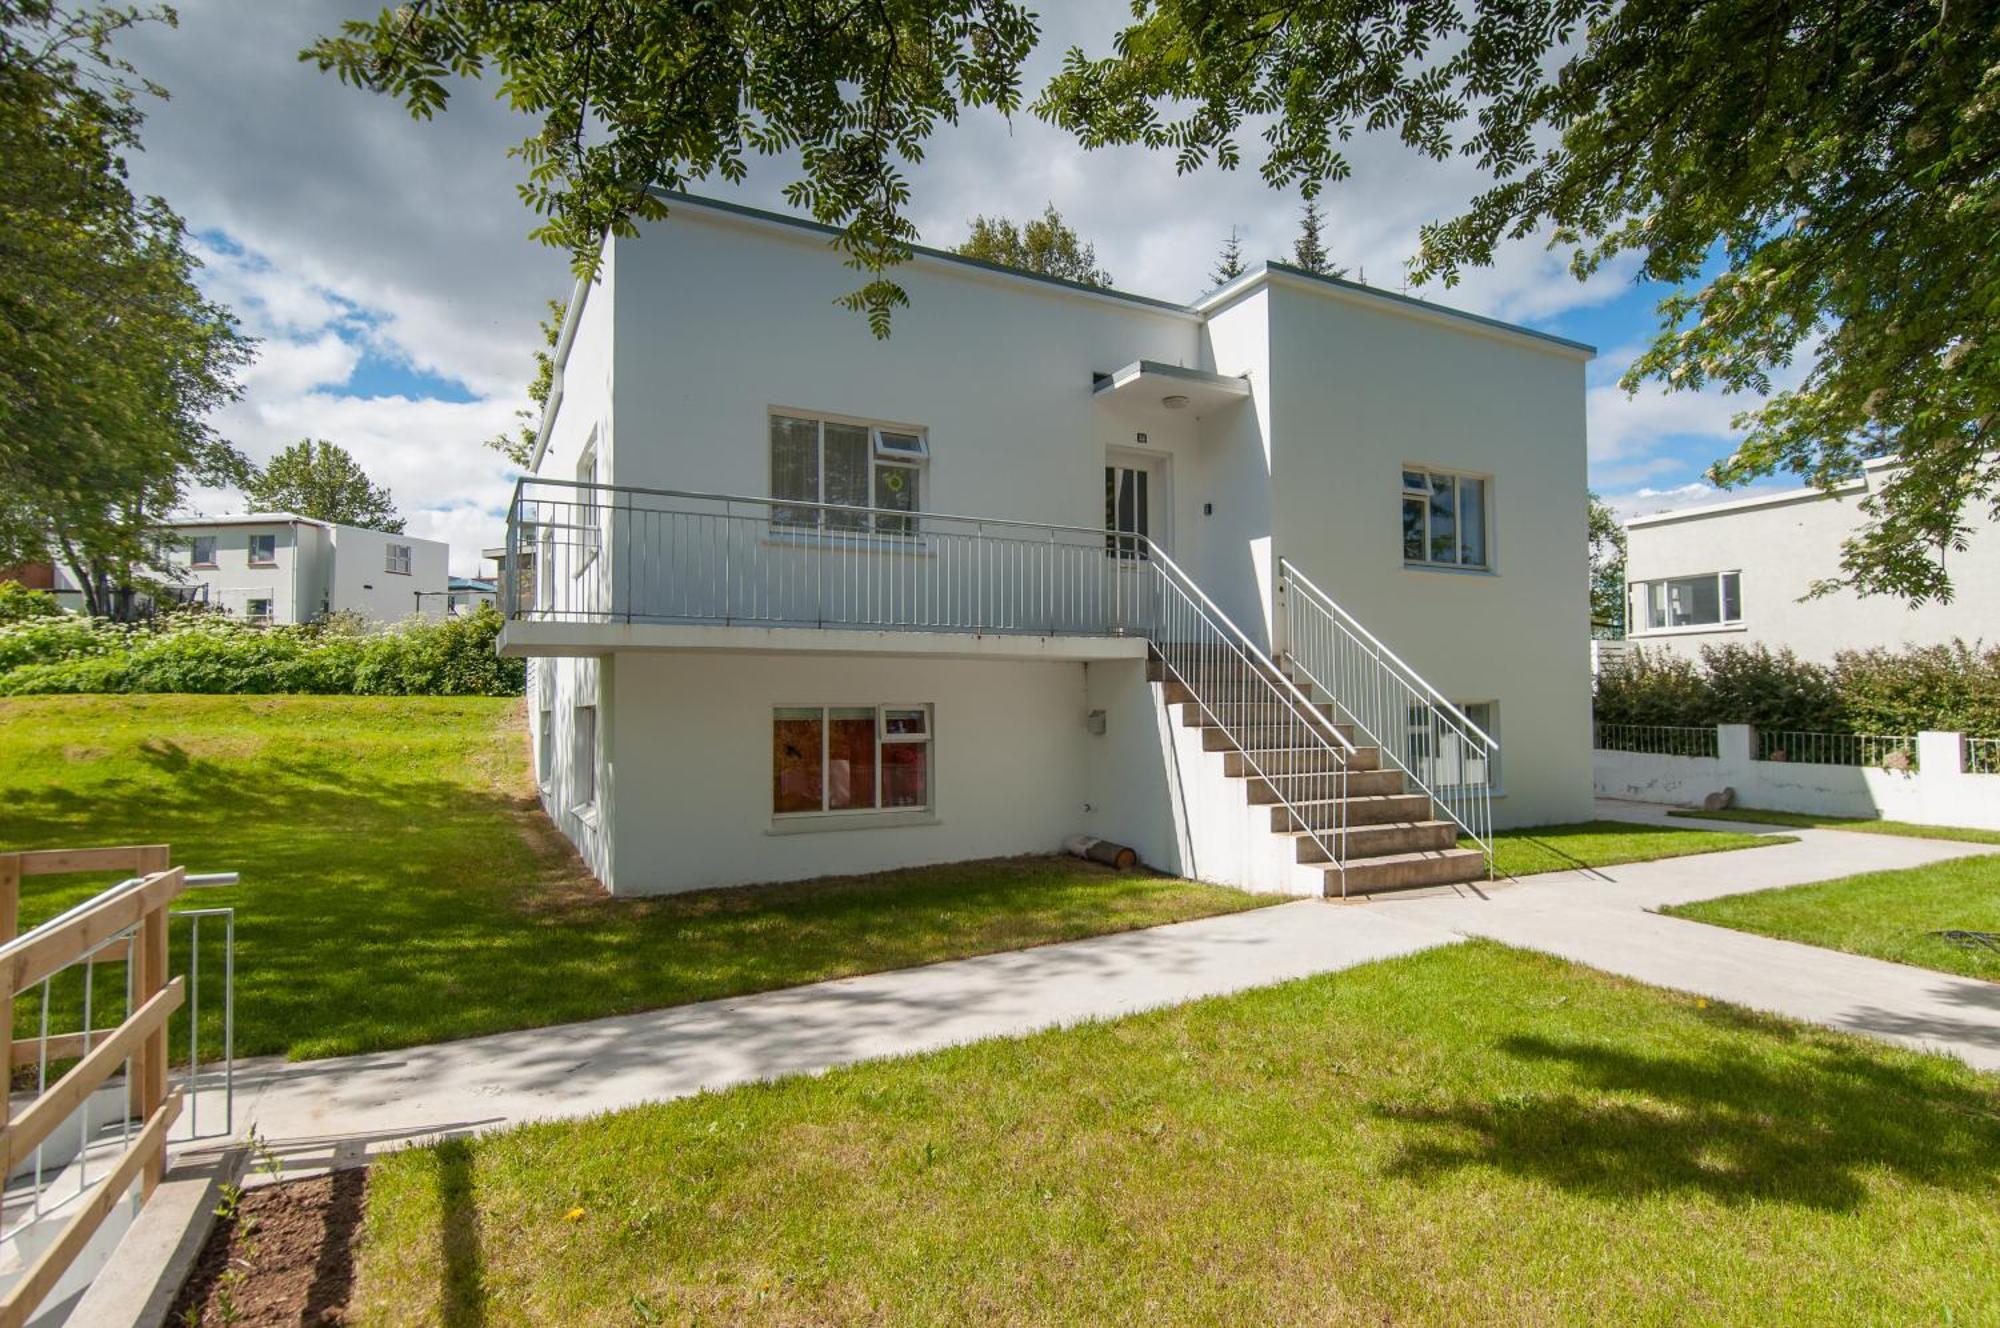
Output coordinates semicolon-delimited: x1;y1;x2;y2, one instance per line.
123;1;1784;568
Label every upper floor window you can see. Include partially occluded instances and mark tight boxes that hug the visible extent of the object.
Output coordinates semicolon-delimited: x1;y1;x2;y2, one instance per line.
575;438;601;570
385;543;412;575
1635;572;1741;632
190;535;217;567
1402;467;1488;569
248;534;277;565
771;412;927;536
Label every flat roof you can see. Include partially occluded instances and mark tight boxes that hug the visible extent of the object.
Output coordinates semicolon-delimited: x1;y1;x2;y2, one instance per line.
159;512;331;530
1625;459;1897;529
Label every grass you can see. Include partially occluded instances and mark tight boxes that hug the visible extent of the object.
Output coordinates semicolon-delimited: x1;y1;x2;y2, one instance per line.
352;942;2000;1327
1665;853;2000;982
1480;818;1788;879
0;695;1269;1061
1669;806;2000;846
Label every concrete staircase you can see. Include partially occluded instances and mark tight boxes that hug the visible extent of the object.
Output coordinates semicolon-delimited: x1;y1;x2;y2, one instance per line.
1152;658;1489;896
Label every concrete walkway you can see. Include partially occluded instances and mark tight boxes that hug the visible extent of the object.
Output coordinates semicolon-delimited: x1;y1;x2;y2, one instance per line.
209;800;2000;1178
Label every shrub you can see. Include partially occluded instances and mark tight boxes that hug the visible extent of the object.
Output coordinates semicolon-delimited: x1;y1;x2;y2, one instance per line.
1596;639;2000;738
0;582;60;622
0;605;523;697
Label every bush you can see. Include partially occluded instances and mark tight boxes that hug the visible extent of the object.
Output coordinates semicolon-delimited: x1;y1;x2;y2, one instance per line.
1596;639;2000;737
0;605;523;697
0;582;60;623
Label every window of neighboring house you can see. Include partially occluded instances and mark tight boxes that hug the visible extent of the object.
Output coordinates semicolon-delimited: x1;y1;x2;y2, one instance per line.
1403;700;1498;789
573;703;597;808
770;412;927;535
385;543;412;575
190;535;217;567
1634;571;1742;631
575;440;601;571
1401;467;1489;569
248;534;277;565
773;704;932;816
245;596;274;625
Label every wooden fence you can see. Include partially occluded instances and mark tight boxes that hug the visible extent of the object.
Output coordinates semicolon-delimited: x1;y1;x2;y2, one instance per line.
0;845;190;1328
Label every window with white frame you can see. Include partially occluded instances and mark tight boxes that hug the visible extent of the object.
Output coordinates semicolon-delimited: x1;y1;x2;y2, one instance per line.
385;542;412;575
573;703;597;807
575;440;601;570
1401;467;1489;569
247;533;277;566
190;535;217;566
772;704;931;816
1403;700;1498;789
770;412;927;535
245;596;274;625
537;703;553;783
1633;571;1742;631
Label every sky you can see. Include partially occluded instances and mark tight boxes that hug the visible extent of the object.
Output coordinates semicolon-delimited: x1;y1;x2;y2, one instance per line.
111;2;1791;575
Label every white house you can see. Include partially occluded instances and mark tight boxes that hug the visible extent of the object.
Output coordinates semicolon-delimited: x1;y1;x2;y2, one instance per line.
505;194;1595;899
154;513;449;623
448;576;498;616
1624;461;2000;662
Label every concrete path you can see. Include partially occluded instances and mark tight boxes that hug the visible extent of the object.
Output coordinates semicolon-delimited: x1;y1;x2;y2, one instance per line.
205;799;2000;1178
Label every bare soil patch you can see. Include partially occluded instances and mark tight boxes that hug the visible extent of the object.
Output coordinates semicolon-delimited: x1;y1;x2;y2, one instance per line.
171;1171;368;1327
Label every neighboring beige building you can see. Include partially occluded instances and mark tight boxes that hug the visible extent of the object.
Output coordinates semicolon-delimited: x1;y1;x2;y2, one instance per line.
1623;461;2000;663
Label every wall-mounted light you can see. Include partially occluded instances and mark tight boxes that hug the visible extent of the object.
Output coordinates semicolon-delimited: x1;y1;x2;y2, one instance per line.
1161;394;1191;411
1135;431;1149;445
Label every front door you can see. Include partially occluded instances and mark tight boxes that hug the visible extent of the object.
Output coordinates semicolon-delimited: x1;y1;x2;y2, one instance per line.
1105;454;1166;561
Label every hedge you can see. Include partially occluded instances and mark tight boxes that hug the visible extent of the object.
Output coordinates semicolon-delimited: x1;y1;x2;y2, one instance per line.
0;605;525;697
1595;641;2000;738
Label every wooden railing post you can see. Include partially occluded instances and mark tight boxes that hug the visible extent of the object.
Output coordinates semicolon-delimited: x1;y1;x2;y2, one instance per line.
0;852;16;1130
132;845;171;1197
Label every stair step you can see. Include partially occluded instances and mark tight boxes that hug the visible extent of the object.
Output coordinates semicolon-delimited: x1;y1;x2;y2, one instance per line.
1271;793;1436;831
1201;722;1357;750
1285;819;1458;863
1319;847;1489;897
1240;768;1405;802
1222;745;1380;776
1175;696;1341;726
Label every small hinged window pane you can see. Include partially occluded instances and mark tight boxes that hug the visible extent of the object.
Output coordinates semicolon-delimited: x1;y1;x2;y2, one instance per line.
875;429;927;459
883;707;928;738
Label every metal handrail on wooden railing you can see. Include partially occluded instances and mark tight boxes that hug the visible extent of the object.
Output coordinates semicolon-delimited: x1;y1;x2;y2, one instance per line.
0;845;189;1328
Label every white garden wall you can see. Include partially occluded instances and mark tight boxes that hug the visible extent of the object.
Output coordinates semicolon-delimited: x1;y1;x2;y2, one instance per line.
1595;725;2000;830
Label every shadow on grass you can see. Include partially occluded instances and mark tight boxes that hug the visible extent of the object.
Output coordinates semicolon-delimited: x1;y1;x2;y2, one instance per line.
433;1138;486;1328
1376;1033;2000;1211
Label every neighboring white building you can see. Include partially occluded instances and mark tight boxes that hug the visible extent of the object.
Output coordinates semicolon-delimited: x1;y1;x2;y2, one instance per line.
1623;462;2000;662
448;576;498;615
154;513;449;623
506;194;1595;899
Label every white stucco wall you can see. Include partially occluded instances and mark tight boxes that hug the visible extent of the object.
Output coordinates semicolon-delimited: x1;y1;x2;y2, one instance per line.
161;520;327;622
1624;467;2000;662
597;652;1093;894
328;525;449;621
1254;275;1596;829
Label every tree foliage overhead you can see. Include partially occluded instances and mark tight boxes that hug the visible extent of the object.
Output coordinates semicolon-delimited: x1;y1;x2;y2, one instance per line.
954;203;1111;287
1035;1;1999;606
304;1;1040;337
2;1;252;615
486;298;566;469
245;439;405;533
1588;492;1627;637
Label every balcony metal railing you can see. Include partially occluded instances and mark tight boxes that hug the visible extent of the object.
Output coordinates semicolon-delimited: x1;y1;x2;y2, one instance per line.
1277;558;1496;875
504;480;1363;887
505;478;1166;637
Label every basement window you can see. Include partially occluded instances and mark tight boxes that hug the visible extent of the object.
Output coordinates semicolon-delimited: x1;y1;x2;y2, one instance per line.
773;704;932;816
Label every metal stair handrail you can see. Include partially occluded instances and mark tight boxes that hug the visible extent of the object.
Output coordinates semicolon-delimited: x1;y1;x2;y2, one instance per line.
1277;556;1496;874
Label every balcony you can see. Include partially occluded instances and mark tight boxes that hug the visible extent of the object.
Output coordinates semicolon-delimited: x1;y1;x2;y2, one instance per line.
497;479;1163;660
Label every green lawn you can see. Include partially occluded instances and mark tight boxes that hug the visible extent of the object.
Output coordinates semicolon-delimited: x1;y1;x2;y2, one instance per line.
353;942;2000;1327
1481;818;1787;879
1669;806;2000;846
0;696;1269;1061
1665;853;2000;981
